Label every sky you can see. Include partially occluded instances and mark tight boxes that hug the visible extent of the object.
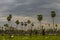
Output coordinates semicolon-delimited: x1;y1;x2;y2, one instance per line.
0;0;60;29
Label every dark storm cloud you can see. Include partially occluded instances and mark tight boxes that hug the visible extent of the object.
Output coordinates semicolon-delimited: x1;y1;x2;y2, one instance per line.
2;0;59;16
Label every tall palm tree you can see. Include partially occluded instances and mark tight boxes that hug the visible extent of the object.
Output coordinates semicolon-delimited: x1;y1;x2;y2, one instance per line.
37;14;43;31
7;14;12;37
51;11;56;30
15;20;20;29
27;20;31;35
15;20;20;35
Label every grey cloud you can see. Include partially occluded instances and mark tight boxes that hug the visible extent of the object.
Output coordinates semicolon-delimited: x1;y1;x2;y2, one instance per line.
0;0;60;23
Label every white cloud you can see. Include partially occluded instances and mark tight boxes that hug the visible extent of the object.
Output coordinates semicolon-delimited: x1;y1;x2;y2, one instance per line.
12;15;38;22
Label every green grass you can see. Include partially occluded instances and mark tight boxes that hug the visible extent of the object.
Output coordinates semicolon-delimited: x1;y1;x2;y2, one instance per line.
0;35;60;40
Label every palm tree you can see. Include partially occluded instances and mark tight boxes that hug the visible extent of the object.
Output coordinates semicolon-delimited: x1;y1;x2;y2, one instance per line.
4;24;9;35
7;14;12;36
30;23;34;36
15;20;20;35
51;11;56;30
7;14;12;37
37;14;43;33
15;20;20;29
41;25;45;35
27;20;31;35
20;22;24;35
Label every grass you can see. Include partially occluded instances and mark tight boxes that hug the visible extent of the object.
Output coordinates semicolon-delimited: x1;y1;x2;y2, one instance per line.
0;35;60;40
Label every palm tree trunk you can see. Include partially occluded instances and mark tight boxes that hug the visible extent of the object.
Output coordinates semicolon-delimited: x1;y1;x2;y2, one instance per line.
40;21;44;35
40;21;42;35
53;18;54;31
53;18;55;35
40;21;41;30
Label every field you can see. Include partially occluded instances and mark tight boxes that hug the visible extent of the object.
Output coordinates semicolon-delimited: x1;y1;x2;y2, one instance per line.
0;35;60;40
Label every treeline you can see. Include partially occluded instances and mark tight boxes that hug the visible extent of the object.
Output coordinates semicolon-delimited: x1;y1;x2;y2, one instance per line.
0;11;60;35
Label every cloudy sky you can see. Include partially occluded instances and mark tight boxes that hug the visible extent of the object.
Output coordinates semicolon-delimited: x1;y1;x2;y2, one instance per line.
0;0;60;28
